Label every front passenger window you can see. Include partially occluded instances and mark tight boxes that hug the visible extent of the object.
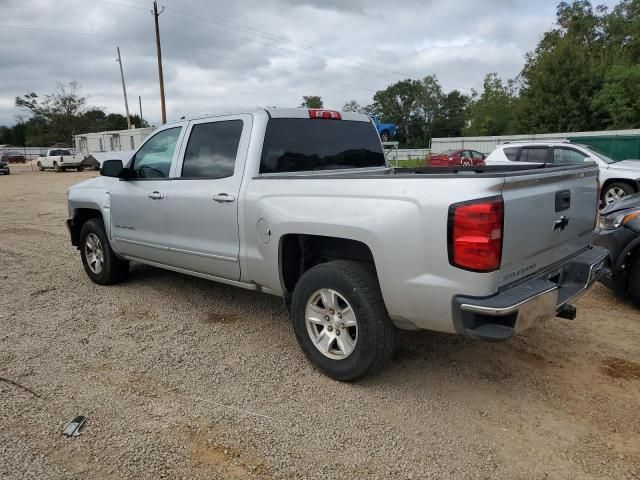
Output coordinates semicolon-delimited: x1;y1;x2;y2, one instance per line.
131;127;182;178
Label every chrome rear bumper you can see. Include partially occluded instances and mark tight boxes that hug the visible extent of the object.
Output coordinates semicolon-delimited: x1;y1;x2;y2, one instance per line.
453;247;608;341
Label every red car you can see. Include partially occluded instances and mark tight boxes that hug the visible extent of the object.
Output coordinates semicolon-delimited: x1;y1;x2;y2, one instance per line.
427;148;485;167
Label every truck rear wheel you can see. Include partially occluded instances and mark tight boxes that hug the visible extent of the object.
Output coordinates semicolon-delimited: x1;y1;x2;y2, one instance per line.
54;162;62;172
79;218;129;285
291;260;396;381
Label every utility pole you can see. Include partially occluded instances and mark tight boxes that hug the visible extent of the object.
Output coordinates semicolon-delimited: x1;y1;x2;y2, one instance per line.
116;46;131;130
152;1;167;124
138;95;143;127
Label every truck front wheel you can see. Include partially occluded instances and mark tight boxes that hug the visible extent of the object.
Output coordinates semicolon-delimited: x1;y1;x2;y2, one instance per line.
291;260;396;381
79;218;129;285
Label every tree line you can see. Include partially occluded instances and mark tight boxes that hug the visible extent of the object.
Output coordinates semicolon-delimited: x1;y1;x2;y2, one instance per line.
2;0;638;148
312;0;640;147
0;81;147;147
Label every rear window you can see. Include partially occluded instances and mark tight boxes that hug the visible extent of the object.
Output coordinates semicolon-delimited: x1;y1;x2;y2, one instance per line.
503;147;519;161
50;149;71;156
260;119;385;174
520;147;548;163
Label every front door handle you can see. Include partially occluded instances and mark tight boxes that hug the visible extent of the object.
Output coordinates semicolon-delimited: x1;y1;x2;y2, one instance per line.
213;193;235;203
148;191;165;200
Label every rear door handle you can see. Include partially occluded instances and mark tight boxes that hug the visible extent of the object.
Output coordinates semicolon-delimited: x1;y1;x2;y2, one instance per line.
213;193;235;203
148;191;165;200
555;189;571;212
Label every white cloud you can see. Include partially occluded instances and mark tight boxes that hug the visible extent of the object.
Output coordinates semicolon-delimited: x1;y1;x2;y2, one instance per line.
0;0;621;127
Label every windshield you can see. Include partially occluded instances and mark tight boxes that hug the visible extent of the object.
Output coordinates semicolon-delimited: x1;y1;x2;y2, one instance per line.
260;119;385;173
583;146;617;164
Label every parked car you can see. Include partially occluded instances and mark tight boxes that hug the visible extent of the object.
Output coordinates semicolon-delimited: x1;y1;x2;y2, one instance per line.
37;149;83;172
484;141;640;205
427;149;485;167
66;108;606;381
370;116;397;142
0;159;10;175
593;193;640;306
1;150;26;163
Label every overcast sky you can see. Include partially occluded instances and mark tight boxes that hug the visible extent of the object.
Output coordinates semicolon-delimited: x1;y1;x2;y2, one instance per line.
0;0;619;127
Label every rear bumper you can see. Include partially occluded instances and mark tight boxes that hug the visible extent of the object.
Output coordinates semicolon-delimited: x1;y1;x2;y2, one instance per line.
452;247;609;341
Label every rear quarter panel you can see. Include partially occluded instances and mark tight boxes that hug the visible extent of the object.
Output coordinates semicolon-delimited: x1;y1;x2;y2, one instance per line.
242;174;505;333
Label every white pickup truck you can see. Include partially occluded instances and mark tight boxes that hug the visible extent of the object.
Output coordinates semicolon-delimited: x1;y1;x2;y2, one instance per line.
37;148;84;172
66;108;607;380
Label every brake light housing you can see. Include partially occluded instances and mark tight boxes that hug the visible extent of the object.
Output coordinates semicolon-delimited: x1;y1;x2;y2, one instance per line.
448;197;504;272
308;109;341;120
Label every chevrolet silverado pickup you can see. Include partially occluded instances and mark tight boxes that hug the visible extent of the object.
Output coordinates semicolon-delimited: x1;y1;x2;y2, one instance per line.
66;108;607;381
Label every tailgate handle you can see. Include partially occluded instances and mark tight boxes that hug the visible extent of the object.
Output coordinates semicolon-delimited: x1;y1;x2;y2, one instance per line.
555;190;571;212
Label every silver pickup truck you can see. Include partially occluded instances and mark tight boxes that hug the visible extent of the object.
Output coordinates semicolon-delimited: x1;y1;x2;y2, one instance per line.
66;108;607;381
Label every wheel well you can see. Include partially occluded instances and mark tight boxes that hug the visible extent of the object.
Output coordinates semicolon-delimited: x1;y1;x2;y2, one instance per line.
601;178;637;194
280;234;376;301
70;208;102;247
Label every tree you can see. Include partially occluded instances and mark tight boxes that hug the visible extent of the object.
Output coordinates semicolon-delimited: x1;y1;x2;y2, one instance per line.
464;74;516;136
515;1;609;132
592;64;640;128
432;90;469;138
342;100;365;113
369;76;444;147
15;81;87;145
300;96;323;108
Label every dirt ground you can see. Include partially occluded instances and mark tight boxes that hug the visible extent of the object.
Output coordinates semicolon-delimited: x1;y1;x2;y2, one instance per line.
1;164;639;479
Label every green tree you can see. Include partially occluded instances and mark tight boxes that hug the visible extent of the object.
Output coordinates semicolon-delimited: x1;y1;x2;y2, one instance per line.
516;1;609;132
369;76;444;147
15;81;87;145
432;90;469;138
300;96;323;108
464;74;516;136
592;64;640;128
342;100;364;113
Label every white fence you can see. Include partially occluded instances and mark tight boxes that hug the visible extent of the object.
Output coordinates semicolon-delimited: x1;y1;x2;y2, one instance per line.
430;128;640;155
1;147;75;160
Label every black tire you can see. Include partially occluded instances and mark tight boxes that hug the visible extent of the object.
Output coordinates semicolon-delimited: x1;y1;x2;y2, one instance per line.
380;130;389;142
79;218;129;285
77;166;84;172
291;260;396;381
54;162;62;172
602;182;635;205
37;162;44;171
628;257;640;308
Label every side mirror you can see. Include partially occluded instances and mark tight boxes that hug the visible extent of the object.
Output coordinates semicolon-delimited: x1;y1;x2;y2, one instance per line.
100;159;126;178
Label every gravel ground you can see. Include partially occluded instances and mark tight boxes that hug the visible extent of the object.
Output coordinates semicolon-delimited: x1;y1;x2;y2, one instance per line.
1;164;639;479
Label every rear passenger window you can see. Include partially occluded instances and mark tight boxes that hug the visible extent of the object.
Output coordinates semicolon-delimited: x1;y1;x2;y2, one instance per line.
553;148;588;165
182;120;243;178
520;147;548;163
504;147;519;161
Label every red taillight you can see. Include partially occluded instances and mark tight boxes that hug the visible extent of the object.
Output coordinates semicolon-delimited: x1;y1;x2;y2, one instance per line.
448;197;503;272
308;109;341;120
60;156;64;162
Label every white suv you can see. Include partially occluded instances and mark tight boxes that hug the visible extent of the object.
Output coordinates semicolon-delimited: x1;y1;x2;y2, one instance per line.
484;141;640;205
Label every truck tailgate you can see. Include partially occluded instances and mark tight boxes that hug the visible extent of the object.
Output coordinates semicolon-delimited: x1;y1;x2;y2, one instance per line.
498;166;599;287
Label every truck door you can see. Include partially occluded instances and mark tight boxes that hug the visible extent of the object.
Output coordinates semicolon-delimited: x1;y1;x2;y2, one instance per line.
165;114;252;280
109;125;184;264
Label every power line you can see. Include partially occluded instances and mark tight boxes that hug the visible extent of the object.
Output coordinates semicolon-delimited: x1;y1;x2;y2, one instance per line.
108;0;473;92
0;24;144;42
